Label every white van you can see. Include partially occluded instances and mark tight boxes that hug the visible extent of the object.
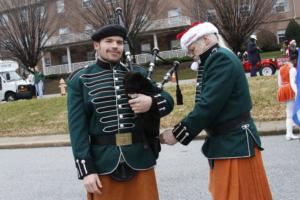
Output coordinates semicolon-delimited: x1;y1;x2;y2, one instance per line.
0;60;32;101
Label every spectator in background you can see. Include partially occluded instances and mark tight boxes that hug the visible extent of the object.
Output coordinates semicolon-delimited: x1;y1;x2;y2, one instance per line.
34;66;45;98
281;40;289;56
277;50;300;140
247;35;261;77
287;39;298;57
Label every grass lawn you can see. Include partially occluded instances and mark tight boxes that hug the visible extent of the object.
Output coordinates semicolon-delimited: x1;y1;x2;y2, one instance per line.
0;75;284;137
260;50;283;59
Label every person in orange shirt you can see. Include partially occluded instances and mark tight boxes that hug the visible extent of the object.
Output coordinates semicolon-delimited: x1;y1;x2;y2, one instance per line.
277;51;300;140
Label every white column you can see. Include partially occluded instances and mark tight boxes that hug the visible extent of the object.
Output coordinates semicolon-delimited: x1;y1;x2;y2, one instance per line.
153;33;158;48
41;51;46;74
292;0;296;19
67;46;72;73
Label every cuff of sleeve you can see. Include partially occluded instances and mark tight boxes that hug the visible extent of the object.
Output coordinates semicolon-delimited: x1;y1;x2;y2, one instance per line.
153;94;167;116
75;158;97;179
172;123;192;145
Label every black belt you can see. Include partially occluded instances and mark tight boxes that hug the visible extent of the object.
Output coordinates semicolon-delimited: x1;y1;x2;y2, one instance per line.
90;132;144;146
205;112;251;136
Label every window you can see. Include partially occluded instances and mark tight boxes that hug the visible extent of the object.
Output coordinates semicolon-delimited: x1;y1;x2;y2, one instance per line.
45;58;51;67
168;8;182;24
59;27;70;41
56;0;65;13
239;4;251;17
168;8;182;18
277;30;286;44
59;27;70;35
108;15;117;24
36;6;45;18
82;0;92;8
171;40;180;50
104;0;118;3
20;9;28;21
1;40;13;49
86;51;95;61
273;0;289;13
61;55;68;64
141;43;151;52
206;9;217;22
42;33;48;45
3;72;22;81
84;24;94;35
0;14;8;26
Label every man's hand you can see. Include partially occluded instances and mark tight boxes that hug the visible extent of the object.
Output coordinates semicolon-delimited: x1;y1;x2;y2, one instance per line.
83;174;102;195
159;129;177;145
128;94;152;113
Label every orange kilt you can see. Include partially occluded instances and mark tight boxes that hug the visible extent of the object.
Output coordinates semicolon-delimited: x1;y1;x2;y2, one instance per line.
87;168;159;200
277;84;295;102
209;148;272;200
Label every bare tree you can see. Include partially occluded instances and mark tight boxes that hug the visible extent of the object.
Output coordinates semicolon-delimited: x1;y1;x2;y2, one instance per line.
181;0;273;52
71;0;160;53
0;0;57;72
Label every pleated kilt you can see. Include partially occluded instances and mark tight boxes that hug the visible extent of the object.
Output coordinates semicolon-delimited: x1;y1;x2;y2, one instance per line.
87;168;159;200
209;147;272;200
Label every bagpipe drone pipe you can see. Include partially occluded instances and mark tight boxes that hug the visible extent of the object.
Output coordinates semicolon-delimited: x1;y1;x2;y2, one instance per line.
115;7;183;158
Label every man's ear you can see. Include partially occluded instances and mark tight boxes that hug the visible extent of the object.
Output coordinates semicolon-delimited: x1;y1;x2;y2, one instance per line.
202;35;210;45
93;41;100;50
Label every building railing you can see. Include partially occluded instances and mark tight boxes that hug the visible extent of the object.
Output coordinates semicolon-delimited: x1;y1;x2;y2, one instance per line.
135;49;187;64
145;16;191;31
44;60;95;76
45;32;92;46
44;49;187;75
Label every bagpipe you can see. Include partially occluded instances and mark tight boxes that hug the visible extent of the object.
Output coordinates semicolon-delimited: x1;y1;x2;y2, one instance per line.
115;7;183;158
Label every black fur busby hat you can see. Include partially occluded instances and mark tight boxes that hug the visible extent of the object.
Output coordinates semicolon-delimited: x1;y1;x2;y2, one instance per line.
91;24;127;42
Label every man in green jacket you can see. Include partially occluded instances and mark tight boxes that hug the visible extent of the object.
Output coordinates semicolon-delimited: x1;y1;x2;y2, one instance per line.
67;24;174;200
160;22;272;200
34;66;45;98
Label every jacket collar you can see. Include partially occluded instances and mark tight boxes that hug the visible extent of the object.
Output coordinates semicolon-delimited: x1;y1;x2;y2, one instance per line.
96;58;120;70
199;44;219;65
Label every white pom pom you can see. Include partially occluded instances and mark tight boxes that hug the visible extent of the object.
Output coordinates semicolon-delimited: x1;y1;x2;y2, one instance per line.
190;61;199;71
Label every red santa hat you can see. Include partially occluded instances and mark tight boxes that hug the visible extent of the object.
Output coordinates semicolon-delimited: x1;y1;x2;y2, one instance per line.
176;21;219;50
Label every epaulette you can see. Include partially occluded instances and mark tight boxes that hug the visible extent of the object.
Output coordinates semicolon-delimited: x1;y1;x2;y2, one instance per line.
68;65;89;81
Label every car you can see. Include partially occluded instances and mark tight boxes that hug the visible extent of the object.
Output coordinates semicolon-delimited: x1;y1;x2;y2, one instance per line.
241;56;290;76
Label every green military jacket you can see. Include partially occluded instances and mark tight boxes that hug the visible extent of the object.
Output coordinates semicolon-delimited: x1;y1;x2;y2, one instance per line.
34;71;44;84
67;59;174;179
172;45;262;159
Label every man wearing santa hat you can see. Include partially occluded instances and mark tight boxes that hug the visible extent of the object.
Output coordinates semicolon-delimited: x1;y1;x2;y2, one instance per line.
160;22;272;200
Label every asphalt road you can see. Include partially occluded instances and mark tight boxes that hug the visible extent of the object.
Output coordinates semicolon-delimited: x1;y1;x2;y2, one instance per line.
0;135;299;200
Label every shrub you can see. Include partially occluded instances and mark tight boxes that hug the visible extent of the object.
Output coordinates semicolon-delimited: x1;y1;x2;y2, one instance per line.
285;19;300;44
257;30;281;51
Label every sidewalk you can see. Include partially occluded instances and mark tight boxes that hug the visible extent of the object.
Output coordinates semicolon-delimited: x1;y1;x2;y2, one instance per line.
0;120;291;149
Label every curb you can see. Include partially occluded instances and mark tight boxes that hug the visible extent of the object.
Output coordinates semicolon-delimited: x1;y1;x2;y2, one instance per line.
0;129;289;150
0;141;70;149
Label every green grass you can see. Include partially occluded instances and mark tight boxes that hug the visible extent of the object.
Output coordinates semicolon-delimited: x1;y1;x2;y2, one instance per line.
0;75;284;137
0;97;67;137
260;51;283;59
151;65;197;82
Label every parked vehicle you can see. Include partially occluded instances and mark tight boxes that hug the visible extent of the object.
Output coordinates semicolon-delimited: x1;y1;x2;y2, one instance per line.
242;58;279;76
0;60;32;101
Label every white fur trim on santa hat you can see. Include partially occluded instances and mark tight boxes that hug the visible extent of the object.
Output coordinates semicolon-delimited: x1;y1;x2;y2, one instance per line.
180;22;218;50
